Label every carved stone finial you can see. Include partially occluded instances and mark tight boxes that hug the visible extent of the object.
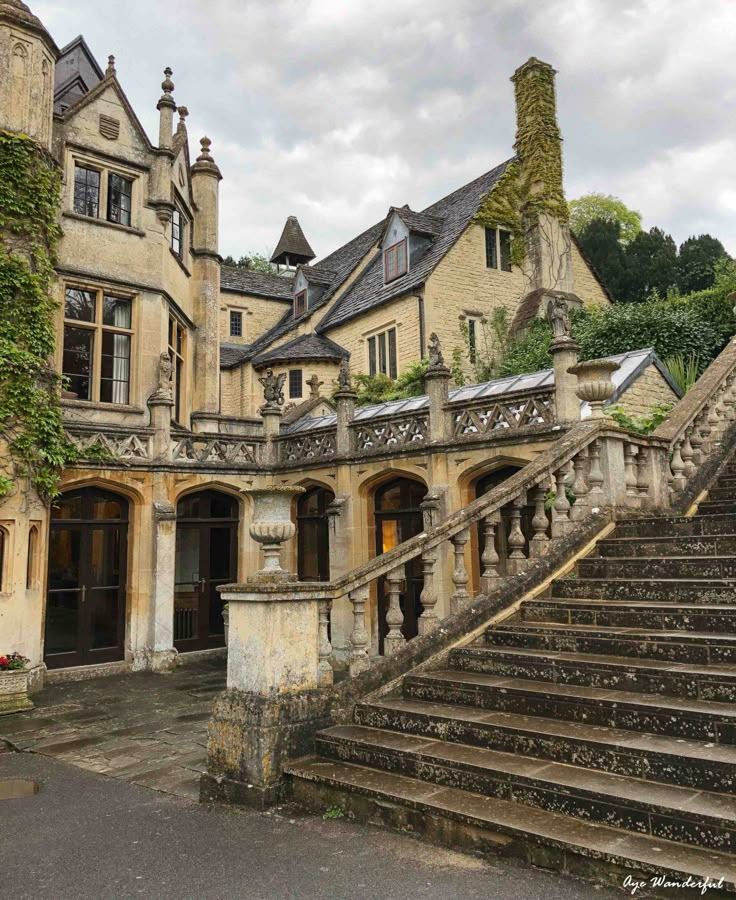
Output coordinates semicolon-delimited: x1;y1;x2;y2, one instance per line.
106;55;116;78
161;67;174;94
427;332;445;369
337;359;352;392
158;351;173;393
197;136;212;161
306;373;323;400
177;106;189;126
546;295;571;340
259;368;286;409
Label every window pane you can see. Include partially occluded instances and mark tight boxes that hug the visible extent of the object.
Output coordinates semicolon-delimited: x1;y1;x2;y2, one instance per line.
64;288;95;322
73;165;99;218
385;247;396;281
378;332;387;375
368;336;377;376
397;240;407;276
171;208;182;256
289;369;303;399
100;331;130;404
62;325;93;400
499;230;512;272
107;173;132;226
388;328;398;379
230;311;242;337
102;296;131;328
485;227;498;269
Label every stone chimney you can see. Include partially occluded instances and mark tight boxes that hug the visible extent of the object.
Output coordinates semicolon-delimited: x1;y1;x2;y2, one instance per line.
0;0;59;149
512;57;574;295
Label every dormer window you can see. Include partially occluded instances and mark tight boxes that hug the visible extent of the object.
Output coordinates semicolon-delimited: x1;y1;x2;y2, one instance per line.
294;290;307;318
384;239;407;283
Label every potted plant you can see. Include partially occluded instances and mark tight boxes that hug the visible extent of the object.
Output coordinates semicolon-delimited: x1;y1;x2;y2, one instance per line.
0;653;35;715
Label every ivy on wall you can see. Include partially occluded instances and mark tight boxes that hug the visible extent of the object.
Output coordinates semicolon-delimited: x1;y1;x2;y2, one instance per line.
474;59;568;267
0;130;79;501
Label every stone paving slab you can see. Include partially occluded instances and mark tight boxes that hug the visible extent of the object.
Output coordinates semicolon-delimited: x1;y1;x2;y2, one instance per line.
0;657;224;800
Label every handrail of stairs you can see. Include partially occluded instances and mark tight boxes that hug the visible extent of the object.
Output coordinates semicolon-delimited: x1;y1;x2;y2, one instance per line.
655;337;736;496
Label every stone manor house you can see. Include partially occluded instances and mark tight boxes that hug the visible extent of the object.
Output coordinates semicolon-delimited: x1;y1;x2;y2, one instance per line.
1;1;680;684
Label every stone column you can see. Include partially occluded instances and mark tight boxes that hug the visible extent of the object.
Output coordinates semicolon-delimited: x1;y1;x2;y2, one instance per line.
148;353;175;460
425;333;452;442
261;407;282;466
149;500;179;672
550;334;579;423
325;496;353;665
334;391;356;455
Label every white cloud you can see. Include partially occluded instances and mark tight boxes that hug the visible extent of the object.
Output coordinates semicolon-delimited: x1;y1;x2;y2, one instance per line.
33;0;736;256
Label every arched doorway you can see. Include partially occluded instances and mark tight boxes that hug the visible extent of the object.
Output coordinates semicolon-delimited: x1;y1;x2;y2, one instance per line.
45;487;129;669
374;477;427;650
174;490;238;652
297;486;335;582
475;465;532;576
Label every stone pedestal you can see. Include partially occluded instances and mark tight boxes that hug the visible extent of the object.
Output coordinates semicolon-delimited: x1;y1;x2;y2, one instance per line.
425;366;451;441
550;336;579;423
334;390;356;455
261;406;282;466
0;668;35;716
149;500;179;672
148;389;174;460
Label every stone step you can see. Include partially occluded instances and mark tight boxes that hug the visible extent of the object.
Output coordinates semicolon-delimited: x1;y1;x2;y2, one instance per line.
597;534;736;558
699;501;736;516
709;487;736;502
578;556;736;580
520;598;736;632
451;644;736;702
487;622;736;665
402;670;736;744
287;757;736;890
550;577;736;604
316;724;736;853
613;513;736;539
354;697;736;793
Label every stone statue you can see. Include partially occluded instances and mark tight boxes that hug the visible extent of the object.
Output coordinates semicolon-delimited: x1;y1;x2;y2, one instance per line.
259;368;286;407
546;295;571;340
337;359;352;392
428;332;444;369
306;373;323;400
158;352;173;392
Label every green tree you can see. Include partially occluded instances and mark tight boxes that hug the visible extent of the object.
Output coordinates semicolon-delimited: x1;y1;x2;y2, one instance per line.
621;227;678;303
676;234;730;294
221;251;277;274
575;218;628;301
569;193;642;245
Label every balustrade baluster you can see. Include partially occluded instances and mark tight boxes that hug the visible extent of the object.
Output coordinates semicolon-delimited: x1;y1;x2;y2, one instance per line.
709;394;723;445
506;496;528;575
587;439;605;503
569;448;590;523
529;486;550;557
317;600;333;686
480;512;502;588
723;381;736;424
699;411;712;458
450;528;471;612
384;566;405;656
551;465;573;538
348;585;370;676
670;439;686;493
418;551;439;635
681;429;695;477
635;446;650;506
624;443;638;499
690;416;704;467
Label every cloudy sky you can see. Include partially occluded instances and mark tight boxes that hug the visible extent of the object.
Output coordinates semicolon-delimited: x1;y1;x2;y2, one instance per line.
36;0;736;260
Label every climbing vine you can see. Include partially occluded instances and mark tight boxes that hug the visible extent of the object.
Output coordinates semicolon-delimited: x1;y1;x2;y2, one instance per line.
474;59;568;267
0;130;80;501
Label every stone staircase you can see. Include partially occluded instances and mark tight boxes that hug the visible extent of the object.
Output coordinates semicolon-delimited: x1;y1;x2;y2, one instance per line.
287;460;736;891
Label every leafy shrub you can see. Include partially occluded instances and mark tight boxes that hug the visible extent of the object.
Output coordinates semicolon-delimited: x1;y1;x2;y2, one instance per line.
353;359;429;406
606;402;673;435
663;354;700;395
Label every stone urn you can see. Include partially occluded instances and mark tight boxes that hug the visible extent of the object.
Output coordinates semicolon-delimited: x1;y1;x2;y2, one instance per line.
243;485;305;580
568;359;621;419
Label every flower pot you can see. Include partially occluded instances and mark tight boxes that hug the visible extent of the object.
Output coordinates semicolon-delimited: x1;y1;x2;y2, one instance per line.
0;669;34;716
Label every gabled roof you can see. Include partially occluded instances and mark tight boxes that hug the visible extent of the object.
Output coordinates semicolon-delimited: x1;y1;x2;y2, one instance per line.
381;205;443;243
56;34;104;80
270;216;316;265
251;333;349;369
220;267;294;301
57;71;154;151
317;160;513;332
298;265;336;287
220;342;252;369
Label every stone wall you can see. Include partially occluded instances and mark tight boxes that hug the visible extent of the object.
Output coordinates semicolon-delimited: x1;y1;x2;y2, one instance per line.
219;291;290;345
617;363;680;418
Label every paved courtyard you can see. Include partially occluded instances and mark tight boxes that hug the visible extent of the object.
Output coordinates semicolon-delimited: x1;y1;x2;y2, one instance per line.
0;657;225;800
